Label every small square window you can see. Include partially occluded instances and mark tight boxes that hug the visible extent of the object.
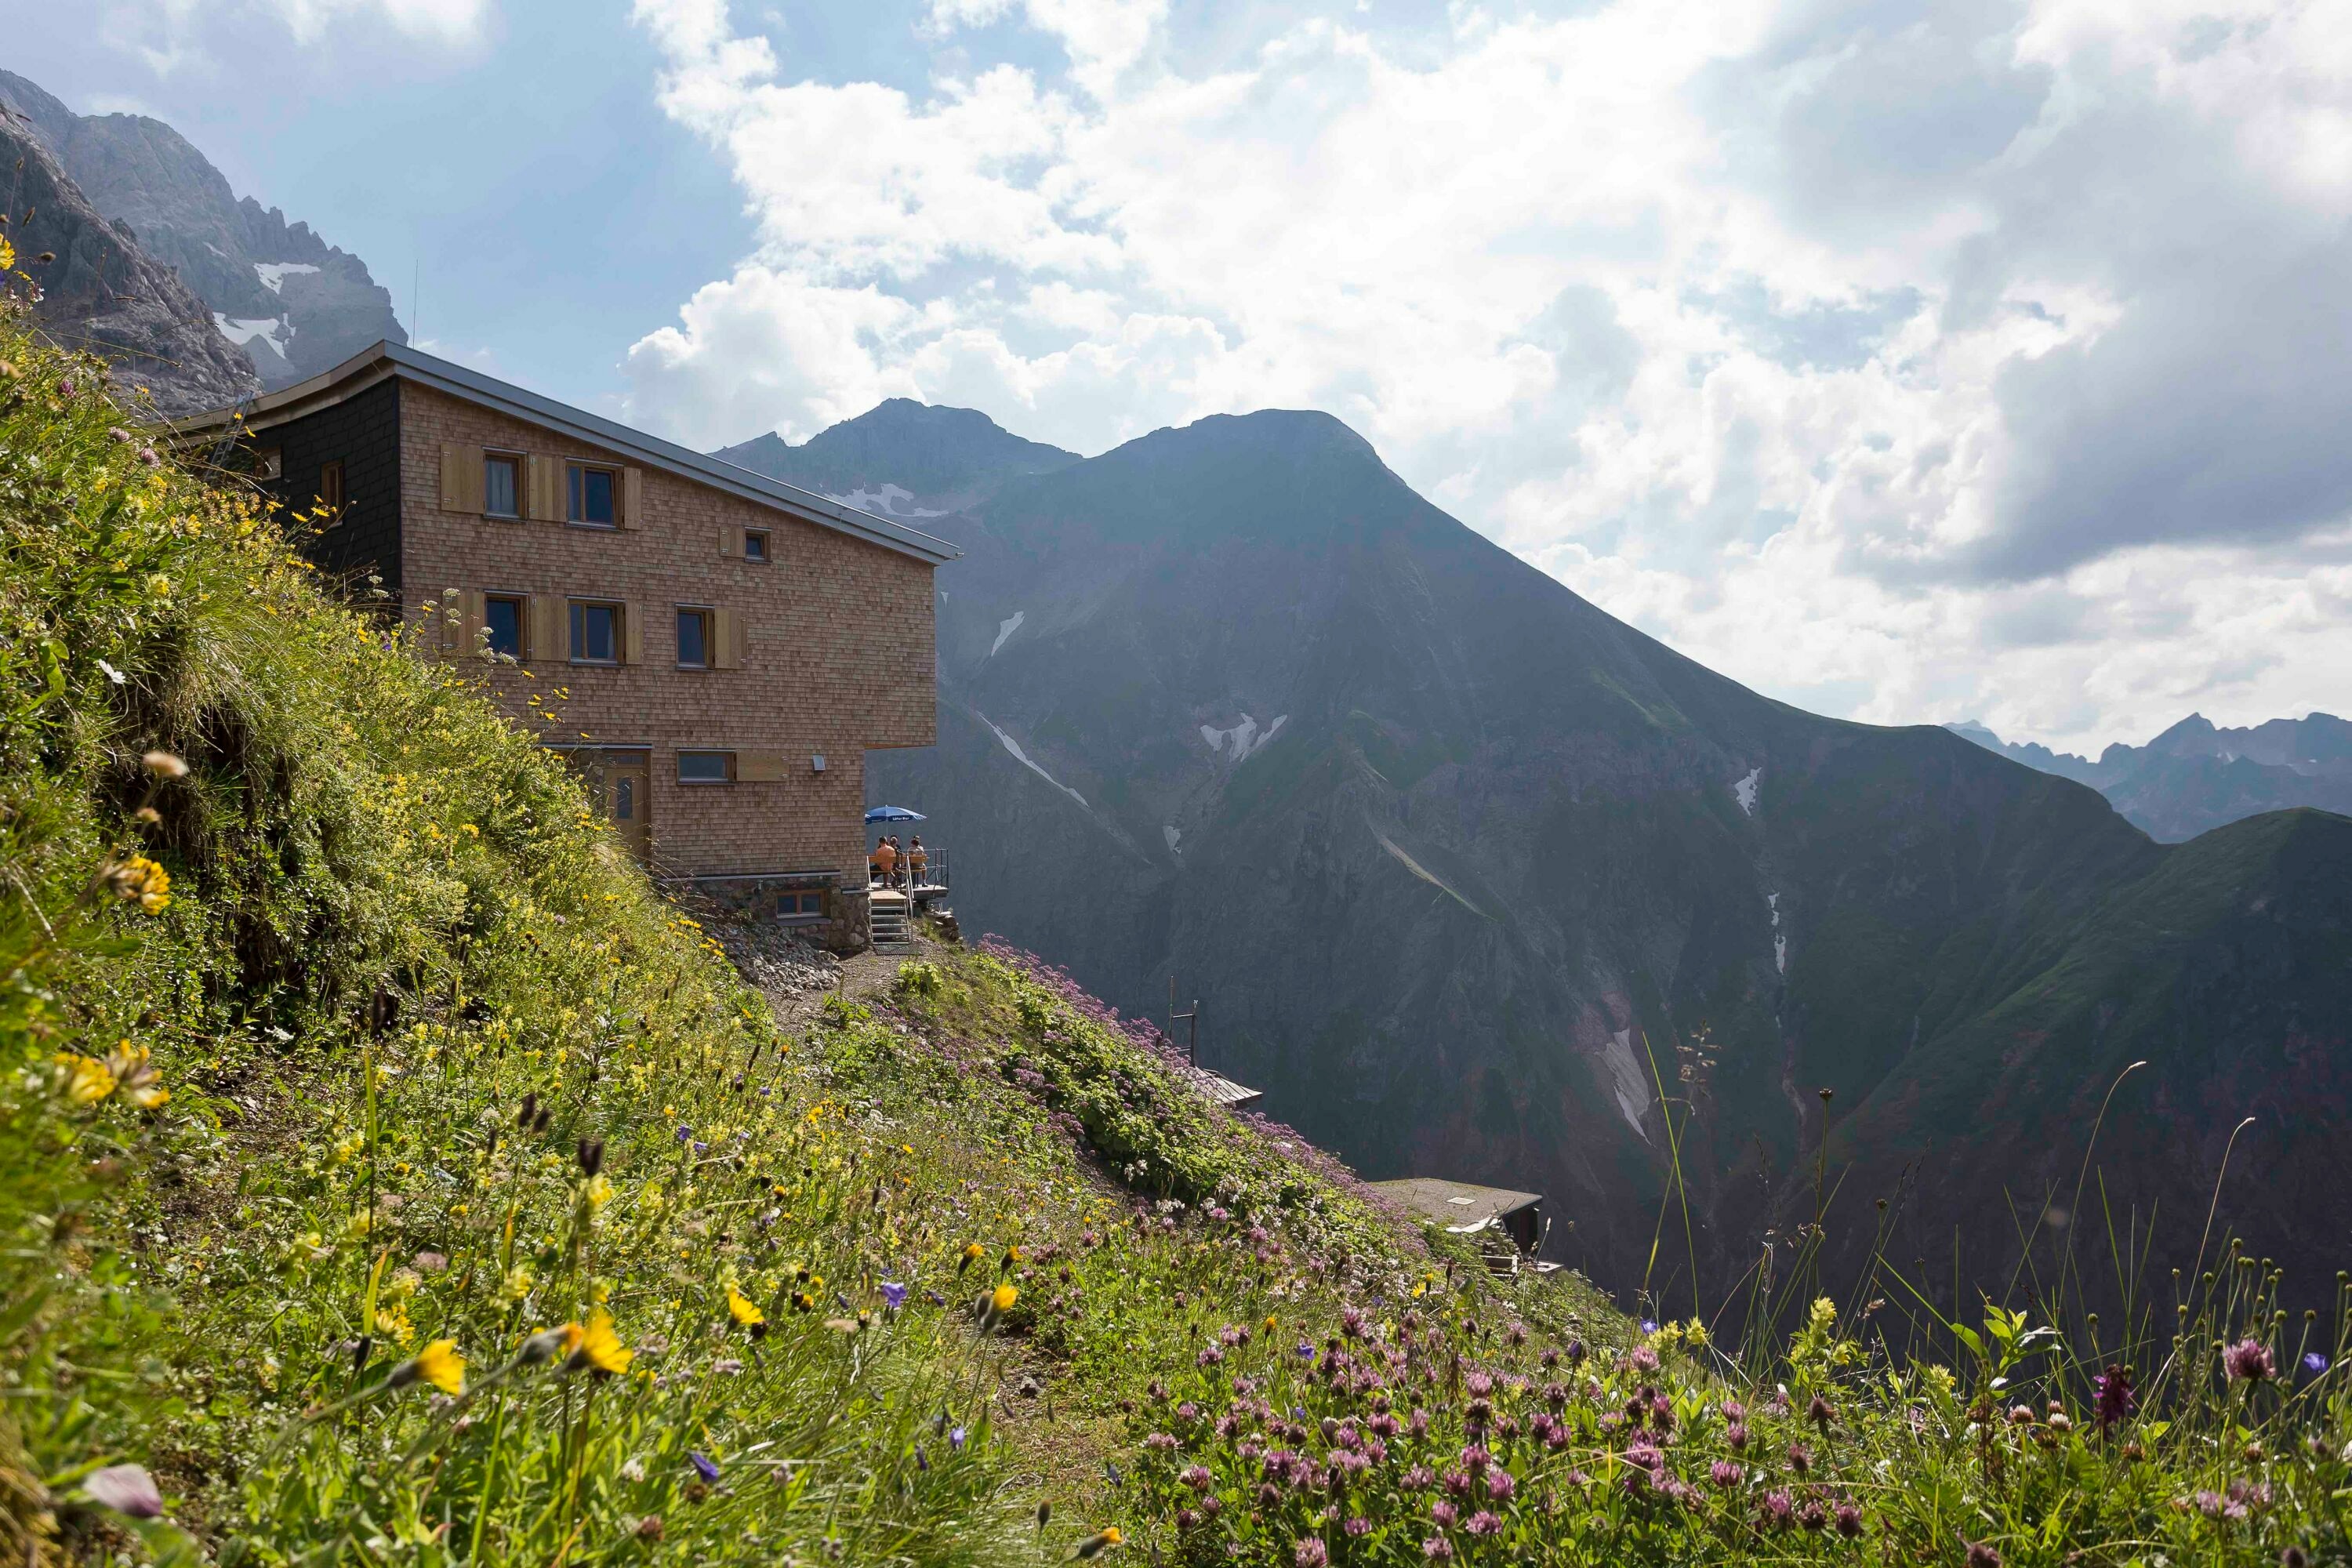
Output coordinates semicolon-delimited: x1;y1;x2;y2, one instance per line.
776;890;824;919
569;601;622;663
318;459;345;523
677;750;733;784
743;530;769;562
485;454;521;518
485;596;524;659
677;608;711;669
569;465;617;527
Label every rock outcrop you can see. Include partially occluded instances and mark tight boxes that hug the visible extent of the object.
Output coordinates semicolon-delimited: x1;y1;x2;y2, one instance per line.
2;103;260;416
1;70;405;391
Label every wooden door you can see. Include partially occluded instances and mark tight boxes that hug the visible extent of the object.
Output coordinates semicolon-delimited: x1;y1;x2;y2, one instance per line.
603;750;652;863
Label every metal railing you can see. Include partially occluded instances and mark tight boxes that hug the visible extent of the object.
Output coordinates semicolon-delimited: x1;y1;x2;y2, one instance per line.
865;845;949;895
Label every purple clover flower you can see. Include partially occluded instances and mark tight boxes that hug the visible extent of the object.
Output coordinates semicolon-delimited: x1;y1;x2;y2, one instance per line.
2223;1339;2275;1381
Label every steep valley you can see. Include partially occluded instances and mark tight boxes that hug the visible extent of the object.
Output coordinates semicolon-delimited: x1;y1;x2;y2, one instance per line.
728;400;2352;1319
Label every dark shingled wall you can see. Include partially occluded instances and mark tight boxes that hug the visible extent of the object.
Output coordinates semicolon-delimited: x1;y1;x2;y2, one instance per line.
262;379;403;595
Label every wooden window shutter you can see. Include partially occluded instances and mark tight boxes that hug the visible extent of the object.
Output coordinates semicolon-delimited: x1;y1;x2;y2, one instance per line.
527;456;564;521
527;596;564;663
622;603;644;665
711;608;742;670
738;750;788;782
719;527;739;558
463;590;487;655
440;444;485;513
619;467;644;530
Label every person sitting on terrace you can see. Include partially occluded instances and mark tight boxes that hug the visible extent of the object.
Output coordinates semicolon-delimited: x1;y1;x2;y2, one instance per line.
871;837;897;884
908;836;927;884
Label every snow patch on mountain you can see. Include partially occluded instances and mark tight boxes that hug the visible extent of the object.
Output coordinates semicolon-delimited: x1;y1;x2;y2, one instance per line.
990;611;1025;657
214;313;291;358
1769;892;1786;973
1373;829;1486;919
829;483;948;519
1163;825;1181;855
1600;1029;1652;1142
253;261;320;294
1734;766;1762;815
1201;713;1287;760
980;714;1087;811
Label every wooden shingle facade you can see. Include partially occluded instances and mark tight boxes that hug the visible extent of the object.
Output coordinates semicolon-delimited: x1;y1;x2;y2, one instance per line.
174;343;956;952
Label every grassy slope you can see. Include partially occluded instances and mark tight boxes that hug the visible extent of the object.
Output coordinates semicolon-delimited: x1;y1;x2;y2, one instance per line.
2;310;2350;1566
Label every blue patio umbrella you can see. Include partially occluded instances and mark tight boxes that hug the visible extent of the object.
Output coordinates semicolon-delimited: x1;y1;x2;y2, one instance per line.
865;805;927;823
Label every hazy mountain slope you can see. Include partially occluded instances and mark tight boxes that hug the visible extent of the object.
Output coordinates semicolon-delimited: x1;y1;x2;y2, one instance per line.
0;105;260;414
1;69;405;390
1951;713;2352;840
716;398;1078;519
812;401;2352;1314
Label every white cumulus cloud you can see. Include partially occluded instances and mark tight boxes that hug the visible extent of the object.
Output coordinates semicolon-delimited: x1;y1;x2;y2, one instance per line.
623;0;2352;753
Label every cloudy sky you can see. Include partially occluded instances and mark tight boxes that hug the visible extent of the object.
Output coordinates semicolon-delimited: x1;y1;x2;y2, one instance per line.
16;0;2352;753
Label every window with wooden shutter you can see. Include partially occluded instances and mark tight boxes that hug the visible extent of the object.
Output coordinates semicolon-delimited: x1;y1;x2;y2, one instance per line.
431;590;486;655
527;456;564;521
620;467;644;530
738;750;788;782
711;608;744;670
485;595;525;659
439;444;486;513
527;596;564;663
719;528;739;559
622;603;644;665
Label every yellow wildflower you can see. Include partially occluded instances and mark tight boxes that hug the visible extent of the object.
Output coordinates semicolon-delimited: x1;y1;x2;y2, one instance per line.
376;1300;415;1345
727;1286;766;1327
583;1174;613;1210
992;1283;1018;1313
103;1042;168;1109
413;1339;465;1396
568;1309;633;1374
105;855;171;914
56;1052;115;1105
390;1338;463;1394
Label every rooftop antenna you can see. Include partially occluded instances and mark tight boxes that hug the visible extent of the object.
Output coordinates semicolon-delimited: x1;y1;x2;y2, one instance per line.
1168;975;1199;1068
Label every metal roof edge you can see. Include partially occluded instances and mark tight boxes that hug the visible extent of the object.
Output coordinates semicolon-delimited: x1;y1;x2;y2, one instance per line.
167;341;960;566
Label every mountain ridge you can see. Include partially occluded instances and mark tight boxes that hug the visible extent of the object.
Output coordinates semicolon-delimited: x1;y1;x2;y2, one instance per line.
765;396;2352;1314
1950;711;2352;839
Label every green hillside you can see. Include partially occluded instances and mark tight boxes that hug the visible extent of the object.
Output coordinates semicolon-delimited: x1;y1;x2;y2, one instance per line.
5;307;2351;1565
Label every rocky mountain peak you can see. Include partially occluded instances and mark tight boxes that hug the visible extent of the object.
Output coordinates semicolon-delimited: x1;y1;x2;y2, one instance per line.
0;69;405;394
716;397;1078;506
